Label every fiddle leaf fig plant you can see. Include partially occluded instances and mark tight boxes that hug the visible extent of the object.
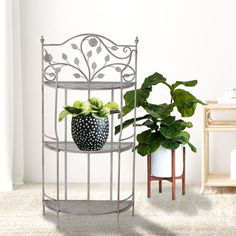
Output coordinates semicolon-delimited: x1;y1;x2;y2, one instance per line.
115;72;204;156
59;97;119;121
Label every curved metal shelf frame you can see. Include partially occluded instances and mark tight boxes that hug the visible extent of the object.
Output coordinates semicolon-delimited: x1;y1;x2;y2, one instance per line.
41;33;138;227
43;81;136;90
45;200;132;216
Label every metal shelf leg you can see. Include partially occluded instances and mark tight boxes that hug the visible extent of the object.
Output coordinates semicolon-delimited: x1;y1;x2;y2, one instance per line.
56;150;60;228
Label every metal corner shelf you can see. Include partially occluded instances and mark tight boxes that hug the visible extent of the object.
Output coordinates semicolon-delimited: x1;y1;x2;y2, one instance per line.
41;33;138;227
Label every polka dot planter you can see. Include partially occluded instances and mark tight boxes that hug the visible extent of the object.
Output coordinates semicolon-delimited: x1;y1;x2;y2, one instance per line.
71;115;109;151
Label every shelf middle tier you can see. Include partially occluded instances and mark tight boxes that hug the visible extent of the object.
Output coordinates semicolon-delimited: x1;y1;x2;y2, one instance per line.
43;81;135;90
44;141;134;153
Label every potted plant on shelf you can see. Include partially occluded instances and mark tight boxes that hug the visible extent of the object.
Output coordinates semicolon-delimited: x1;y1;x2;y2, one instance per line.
59;97;119;151
115;72;204;177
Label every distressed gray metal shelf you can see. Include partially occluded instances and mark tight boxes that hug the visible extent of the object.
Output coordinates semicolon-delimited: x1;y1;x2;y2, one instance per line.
41;33;138;228
45;200;132;215
44;141;134;153
43;81;135;90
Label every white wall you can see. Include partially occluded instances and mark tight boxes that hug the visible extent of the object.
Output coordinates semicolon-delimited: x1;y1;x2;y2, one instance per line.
20;0;236;184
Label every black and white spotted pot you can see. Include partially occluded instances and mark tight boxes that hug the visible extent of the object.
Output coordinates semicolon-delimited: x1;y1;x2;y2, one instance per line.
71;115;109;151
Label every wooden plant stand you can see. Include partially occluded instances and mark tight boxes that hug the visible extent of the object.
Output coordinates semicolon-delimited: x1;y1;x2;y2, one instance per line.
147;147;186;200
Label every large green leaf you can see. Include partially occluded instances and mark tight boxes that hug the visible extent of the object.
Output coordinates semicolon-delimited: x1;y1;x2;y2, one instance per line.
137;119;156;129
122;89;150;116
80;102;92;115
141;72;167;90
136;143;150;156
167;119;193;129
161;116;176;126
143;102;175;119
171;80;197;90
105;101;119;110
174;131;190;144
115;114;150;134
58;110;69;122
137;130;164;146
109;109;120;114
172;89;203;117
160;122;183;139
122;73;169;117
161;139;180;150
136;130;165;156
137;136;163;156
88;97;104;109
97;107;110;118
187;142;197;152
180;120;193;129
64;106;81;114
121;105;133;117
137;129;152;143
73;100;83;109
160;119;193;139
145;132;160;144
149;141;162;153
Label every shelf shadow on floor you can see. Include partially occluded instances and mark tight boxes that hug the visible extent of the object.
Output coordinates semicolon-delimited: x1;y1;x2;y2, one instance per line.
44;213;176;235
147;186;212;216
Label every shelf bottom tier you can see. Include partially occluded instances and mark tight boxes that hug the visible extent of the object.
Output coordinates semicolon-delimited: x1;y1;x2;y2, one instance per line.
45;200;132;215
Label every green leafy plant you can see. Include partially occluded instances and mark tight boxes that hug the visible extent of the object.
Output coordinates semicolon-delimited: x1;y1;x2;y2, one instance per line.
115;72;204;156
59;97;119;121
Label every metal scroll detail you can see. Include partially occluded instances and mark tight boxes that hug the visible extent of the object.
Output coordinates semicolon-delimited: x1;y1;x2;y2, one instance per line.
43;34;136;82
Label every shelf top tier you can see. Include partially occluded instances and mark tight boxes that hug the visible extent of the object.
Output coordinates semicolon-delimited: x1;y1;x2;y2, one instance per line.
44;141;134;153
43;81;135;90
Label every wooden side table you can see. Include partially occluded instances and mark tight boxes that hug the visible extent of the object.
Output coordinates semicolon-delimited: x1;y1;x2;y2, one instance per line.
147;147;186;200
201;101;236;193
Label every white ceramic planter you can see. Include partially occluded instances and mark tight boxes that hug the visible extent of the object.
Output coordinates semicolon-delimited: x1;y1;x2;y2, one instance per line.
151;146;184;178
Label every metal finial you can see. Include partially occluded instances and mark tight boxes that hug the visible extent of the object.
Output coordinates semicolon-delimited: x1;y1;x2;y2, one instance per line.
135;36;139;45
41;35;45;44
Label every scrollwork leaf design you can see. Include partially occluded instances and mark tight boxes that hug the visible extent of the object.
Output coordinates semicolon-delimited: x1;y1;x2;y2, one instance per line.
97;73;105;78
73;73;80;78
87;50;92;58
62;53;68;60
123;73;132;78
44;53;53;63
74;57;79;65
71;43;78;49
92;62;97;70
104;55;110;62
115;67;121;72
111;46;119;51
49;73;55;77
96;46;102;54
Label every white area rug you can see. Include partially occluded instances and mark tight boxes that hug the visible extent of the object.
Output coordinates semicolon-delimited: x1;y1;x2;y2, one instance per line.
0;183;236;235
